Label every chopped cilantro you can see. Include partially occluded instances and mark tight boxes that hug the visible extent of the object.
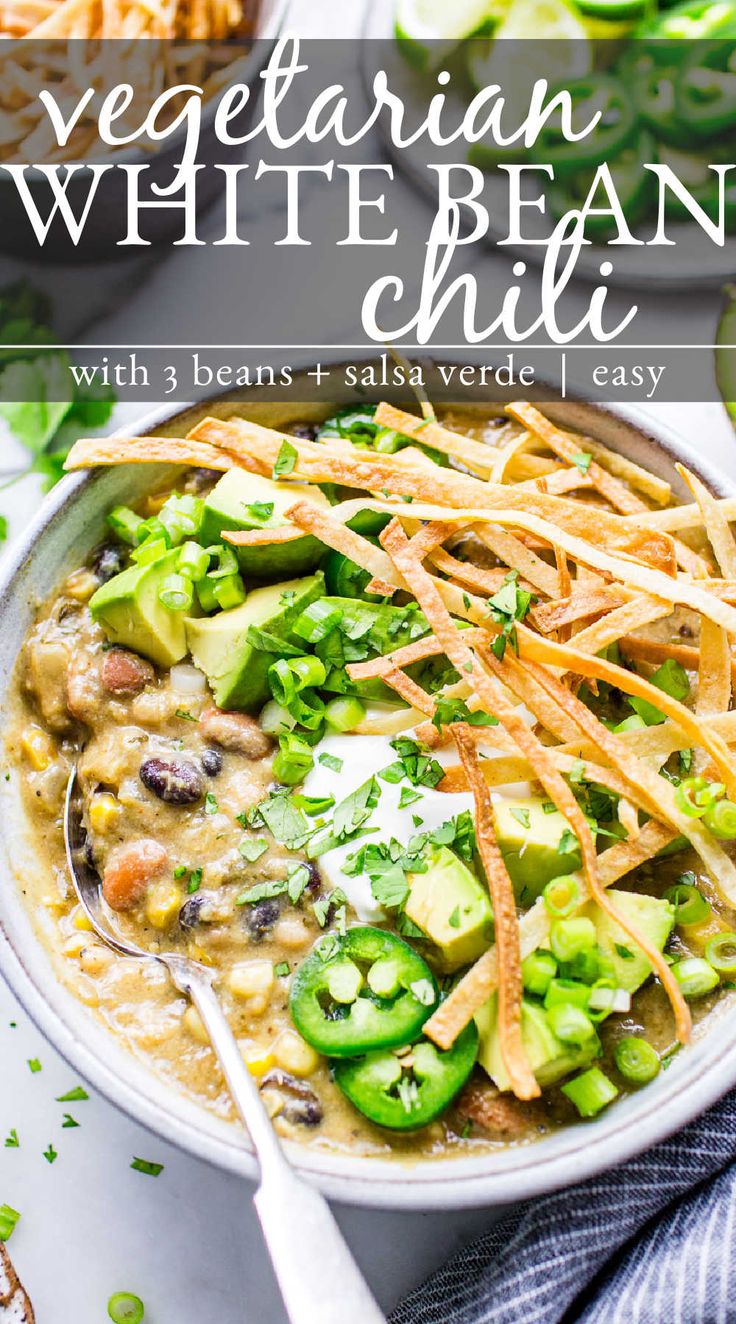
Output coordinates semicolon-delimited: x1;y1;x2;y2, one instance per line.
558;828;579;855
615;943;634;960
448;906;461;929
274;961;290;978
510;807;531;830
568;759;586;786
286;862;311;903
245;500;274;522
56;1086;88;1102
27;1058;41;1074
187;868;203;894
204;792;219;815
399;785;423;809
273;439;297;478
571;451;592;474
43;1143;57;1164
175;708;197;721
679;748;694;776
412;814;424;828
236;878;288;906
4;1129;18;1148
432;696;497;731
131;1157;163;1177
313;888;347;929
542;802;557;814
61;1114;79;1129
173;864;188;879
318;752;343;773
255;790;312;850
239;837;268;863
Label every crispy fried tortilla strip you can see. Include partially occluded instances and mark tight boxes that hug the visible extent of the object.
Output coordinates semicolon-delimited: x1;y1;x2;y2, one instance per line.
697;618;732;717
519;468;593;497
583;440;672;506
473;524;561;597
676;464;736;578
453;725;538;1100
439;750;639;801
428;550;511;596
506;402;649;516
371;501;736;633
64;435;240;473
191;415;674;569
286;500;401;589
223;524;305;546
354;707;421;737
563;595;672;657
619;636;736;688
374;401;498;475
627;495;736;533
424;822;676;1050
0;1240;35;1324
531;587;628;633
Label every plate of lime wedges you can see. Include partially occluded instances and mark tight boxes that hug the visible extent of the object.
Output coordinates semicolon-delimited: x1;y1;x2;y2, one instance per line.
362;0;736;289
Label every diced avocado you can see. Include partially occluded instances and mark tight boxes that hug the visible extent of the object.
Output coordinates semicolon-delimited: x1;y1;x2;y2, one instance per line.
315;598;458;702
405;846;493;972
89;548;187;668
185;572;324;711
586;888;674;993
200;470;329;579
476;994;598;1092
493;796;582;904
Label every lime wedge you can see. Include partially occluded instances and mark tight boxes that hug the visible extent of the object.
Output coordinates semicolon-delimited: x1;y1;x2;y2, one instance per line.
395;0;496;68
468;0;593;96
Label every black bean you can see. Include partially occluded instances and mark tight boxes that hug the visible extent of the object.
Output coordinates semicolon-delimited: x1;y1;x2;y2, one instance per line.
305;861;321;894
291;423;318;440
260;1070;323;1127
140;756;204;805
93;544;125;583
244;898;280;940
179;894;214;930
201;748;223;777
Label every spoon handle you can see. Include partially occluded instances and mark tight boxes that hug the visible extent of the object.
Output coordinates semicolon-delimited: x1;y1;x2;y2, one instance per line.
172;961;385;1324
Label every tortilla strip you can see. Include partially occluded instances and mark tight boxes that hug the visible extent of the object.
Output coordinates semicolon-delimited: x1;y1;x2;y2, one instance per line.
473;524;561;597
563;595;672;657
619;635;736;688
697;618;732;718
627;495;736;534
676;465;736;577
374;401;498;476
506;402;649;516
520;468;593;497
354;707;421;737
427;549;513;598
453;725;539;1100
532;587;628;633
64;435;241;473
440;750;639;802
583;440;672;506
363;576;401;597
347;630;482;682
369;501;736;635
424;822;676;1050
224;524;305;546
0;1241;35;1324
190;415;675;570
285;500;402;589
512;651;736;908
379;666;437;716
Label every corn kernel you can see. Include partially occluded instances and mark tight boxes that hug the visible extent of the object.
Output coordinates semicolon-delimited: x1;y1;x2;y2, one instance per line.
240;1043;275;1078
182;1006;209;1045
78;944;113;976
62;934;89;958
21;727;53;772
64;569;98;602
72;905;94;932
228;960;275;1002
273;1029;320;1078
145;882;182;929
88;792;120;835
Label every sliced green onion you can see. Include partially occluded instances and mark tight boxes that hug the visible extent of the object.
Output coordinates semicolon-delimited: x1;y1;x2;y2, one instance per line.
178;541;210;582
132;536;169;566
546;1003;596;1045
521;949;557;998
158;573;194;612
587;980;630;1020
292;601;342;643
664;881;711;926
0;1204;20;1241
671;956;719;999
325;696;366;733
273;733;314;785
613;714;648;733
614;1036;660;1084
544;978;590;1012
107;505;143;546
705;931;736;975
550;917;597;964
207;543;240;579
562;1067;618;1118
107;1292;145;1324
289;656;327;690
703;798;736;840
269;656;326;707
260;700;297;737
675;776;724;818
374;428;404;454
543;874;581;919
212;572;246;611
158;493;203;545
134;516;167;547
562;946;601;985
196;576;219;613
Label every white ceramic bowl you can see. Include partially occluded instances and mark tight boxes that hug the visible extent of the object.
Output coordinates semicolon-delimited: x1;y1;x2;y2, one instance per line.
2;376;735;1209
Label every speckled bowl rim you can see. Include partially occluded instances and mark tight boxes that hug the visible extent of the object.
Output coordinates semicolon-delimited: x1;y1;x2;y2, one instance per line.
1;370;735;1210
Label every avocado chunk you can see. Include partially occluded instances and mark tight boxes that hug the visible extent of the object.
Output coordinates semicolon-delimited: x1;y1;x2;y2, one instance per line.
476;994;599;1092
314;598;457;702
405;846;493;972
89;548;187;668
185;572;324;711
200;470;329;579
493;796;582;904
586;888;674;993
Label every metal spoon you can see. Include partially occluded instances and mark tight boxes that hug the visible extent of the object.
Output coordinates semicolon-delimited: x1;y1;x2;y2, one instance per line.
64;768;385;1324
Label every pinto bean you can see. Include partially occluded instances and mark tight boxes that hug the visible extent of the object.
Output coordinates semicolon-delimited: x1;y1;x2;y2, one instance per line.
456;1079;545;1139
102;648;155;696
102;838;168;911
199;707;273;760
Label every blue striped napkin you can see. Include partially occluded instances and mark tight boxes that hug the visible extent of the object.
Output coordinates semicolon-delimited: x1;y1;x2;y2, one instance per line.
392;1092;736;1323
